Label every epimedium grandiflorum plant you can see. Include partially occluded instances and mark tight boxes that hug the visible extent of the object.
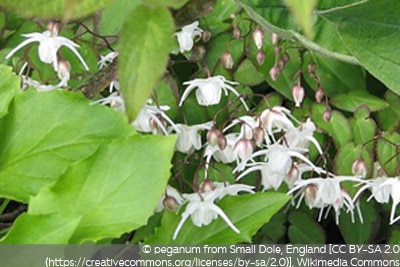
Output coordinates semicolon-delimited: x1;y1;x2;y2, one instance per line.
0;0;398;244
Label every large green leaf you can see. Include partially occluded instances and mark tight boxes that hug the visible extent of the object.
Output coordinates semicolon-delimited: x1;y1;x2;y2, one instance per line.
287;210;326;244
377;91;400;131
145;192;290;244
0;0;114;20
331;91;389;112
118;5;174;122
26;134;176;243
377;132;400;177
0;90;134;203
339;198;380;244
321;0;400;95
0;65;20;118
0;213;81;244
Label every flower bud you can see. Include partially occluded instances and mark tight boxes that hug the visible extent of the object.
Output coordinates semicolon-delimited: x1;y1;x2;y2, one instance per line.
253;126;265;147
190;45;206;61
256;50;265;65
163;196;180;213
281;53;290;63
269;66;280;81
352;158;367;178
271;33;279;46
57;59;71;81
277;59;285;70
233;138;254;161
286;164;300;187
292;84;305;107
47;21;61;36
217;134;227;150
273;45;280;55
221;51;234;70
202;29;211;42
233;28;241;39
200;179;216;193
304;184;318;209
207;127;222;147
315;87;324;103
252;28;264;50
322;108;332;123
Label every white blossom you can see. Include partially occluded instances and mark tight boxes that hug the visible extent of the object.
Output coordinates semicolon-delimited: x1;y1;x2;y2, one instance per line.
175;21;203;53
179;76;249;110
172;122;213;154
173;182;254;240
155;185;184;213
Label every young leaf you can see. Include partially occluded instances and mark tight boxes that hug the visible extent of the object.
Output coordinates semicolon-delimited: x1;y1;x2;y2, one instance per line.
118;4;174;122
28;135;176;243
0;90;134;203
321;0;400;95
0;213;81;244
145;192;290;244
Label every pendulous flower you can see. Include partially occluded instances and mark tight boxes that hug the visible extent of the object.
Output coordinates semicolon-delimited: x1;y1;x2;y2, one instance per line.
175;21;203;53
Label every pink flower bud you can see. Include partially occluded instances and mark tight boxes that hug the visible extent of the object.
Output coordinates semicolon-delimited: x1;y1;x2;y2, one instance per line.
256;50;265;65
352;158;367;177
281;53;290;63
269;66;280;81
292;84;305;107
233;138;254;161
202;30;211;42
271;33;279;46
207;128;222;147
233;28;241;39
315;87;324;103
217;135;227;150
277;59;285;70
163;196;180;213
323;108;332;123
252;28;264;50
253;126;265;147
57;59;71;81
200;179;216;193
221;51;234;69
286;164;299;187
47;21;61;36
273;45;280;55
304;184;318;208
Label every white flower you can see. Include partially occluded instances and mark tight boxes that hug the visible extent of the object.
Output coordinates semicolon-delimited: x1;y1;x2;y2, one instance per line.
98;51;118;69
288;176;365;224
284;118;323;155
172;122;213;154
6;30;89;72
258;106;296;143
91;92;125;112
224;115;258;140
132;102;176;135
179;76;249;110
175;21;203;53
155;185;184;213
205;133;239;165
237;143;319;190
173;181;254;240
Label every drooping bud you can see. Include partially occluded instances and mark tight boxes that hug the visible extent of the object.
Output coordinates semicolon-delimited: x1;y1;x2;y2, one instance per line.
252;28;264;50
292;84;305;107
269;66;280;81
163;196;180;213
217;134;227;150
277;59;285;70
352;158;367;178
207;127;222;147
47;21;61;36
304;184;318;209
322;108;332;123
315;87;325;103
271;33;279;46
190;45;206;61
57;59;71;81
233;27;242;39
256;50;265;65
221;51;234;69
286;164;300;187
253;126;265;147
202;29;212;42
281;53;290;63
200;179;216;193
233;138;254;161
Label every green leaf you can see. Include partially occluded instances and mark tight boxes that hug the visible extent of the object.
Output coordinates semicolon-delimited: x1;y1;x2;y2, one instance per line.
331;91;389;112
377;91;400;131
0;65;21;119
349;106;377;152
339;198;380;244
288;210;326;244
0;90;134;203
141;0;189;9
0;213;81;244
234;59;264;86
28;135;176;243
118;5;174;122
0;0;114;20
377;132;400;177
283;0;317;39
98;0;140;36
145;192;290;244
311;103;352;148
389;228;400;244
321;0;400;95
